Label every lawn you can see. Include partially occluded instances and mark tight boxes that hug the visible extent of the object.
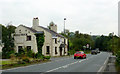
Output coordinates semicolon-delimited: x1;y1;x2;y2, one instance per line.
0;60;17;65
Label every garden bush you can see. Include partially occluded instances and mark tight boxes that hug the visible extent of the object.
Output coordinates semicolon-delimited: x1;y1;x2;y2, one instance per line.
116;51;120;65
44;56;51;60
22;57;30;63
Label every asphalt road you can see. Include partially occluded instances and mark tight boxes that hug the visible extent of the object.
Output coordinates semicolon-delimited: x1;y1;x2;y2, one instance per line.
2;52;110;73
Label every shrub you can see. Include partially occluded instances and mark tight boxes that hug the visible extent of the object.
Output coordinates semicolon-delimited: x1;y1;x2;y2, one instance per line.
22;57;30;63
116;51;120;65
68;50;76;55
44;56;51;60
26;50;34;58
35;53;43;59
10;54;16;61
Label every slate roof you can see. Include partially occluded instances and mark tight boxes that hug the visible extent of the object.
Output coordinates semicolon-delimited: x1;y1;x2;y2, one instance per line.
38;26;65;38
20;25;37;33
20;25;65;38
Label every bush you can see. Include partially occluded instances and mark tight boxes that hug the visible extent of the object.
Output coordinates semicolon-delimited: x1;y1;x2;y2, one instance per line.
35;53;44;59
44;56;51;60
116;51;120;64
10;54;16;61
68;50;76;55
26;50;34;58
22;57;30;63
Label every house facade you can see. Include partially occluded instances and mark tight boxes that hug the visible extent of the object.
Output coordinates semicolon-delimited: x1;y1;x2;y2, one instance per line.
14;17;68;56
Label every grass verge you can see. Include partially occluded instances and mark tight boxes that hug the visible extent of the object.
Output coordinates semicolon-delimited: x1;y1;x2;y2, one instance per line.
1;59;50;70
115;61;120;72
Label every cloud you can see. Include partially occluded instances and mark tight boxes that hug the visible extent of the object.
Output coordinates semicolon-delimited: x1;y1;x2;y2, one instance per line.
0;0;119;35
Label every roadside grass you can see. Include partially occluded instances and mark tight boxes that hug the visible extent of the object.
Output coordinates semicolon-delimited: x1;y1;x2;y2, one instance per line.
1;59;50;70
115;61;120;72
0;60;17;65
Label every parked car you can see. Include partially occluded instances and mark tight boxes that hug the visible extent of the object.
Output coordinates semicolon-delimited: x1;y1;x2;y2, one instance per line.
96;48;100;53
74;51;86;59
91;50;97;55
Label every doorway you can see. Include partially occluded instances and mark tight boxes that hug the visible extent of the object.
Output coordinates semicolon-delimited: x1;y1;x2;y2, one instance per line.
59;47;62;56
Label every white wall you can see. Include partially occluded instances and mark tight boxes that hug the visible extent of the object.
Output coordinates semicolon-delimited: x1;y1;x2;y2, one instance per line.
14;25;38;53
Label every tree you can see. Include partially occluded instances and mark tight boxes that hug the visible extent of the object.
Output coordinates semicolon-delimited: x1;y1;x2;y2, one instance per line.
2;24;16;59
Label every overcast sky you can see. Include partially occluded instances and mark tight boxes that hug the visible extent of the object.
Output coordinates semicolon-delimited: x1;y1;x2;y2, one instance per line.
0;0;119;35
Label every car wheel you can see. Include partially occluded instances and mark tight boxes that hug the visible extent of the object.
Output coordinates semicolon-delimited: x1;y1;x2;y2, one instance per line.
74;57;76;59
83;56;84;59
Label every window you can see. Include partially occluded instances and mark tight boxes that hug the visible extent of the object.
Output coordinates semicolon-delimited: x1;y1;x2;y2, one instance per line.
18;46;23;53
64;39;66;44
55;38;57;44
27;46;31;52
64;48;66;54
19;30;21;33
27;36;31;41
46;46;50;54
55;47;57;54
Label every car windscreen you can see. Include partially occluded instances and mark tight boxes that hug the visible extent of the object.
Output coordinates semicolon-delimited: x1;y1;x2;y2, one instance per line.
76;52;84;54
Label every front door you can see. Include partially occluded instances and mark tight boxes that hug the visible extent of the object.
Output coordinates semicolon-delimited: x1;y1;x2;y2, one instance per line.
60;47;62;56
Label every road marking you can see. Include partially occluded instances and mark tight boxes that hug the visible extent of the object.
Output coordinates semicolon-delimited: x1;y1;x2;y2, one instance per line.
3;53;104;72
46;55;95;72
98;66;103;72
98;55;109;72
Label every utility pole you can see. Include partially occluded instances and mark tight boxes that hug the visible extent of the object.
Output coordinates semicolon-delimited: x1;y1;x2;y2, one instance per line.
64;18;66;34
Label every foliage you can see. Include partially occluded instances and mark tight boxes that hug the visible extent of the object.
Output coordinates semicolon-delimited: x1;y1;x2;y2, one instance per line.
44;56;51;60
22;57;30;63
68;49;76;55
35;52;44;59
70;33;94;51
35;33;44;54
116;51;120;64
95;34;119;53
2;24;16;59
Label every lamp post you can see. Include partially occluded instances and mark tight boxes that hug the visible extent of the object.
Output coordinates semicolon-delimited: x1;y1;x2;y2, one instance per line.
64;18;66;34
112;32;114;55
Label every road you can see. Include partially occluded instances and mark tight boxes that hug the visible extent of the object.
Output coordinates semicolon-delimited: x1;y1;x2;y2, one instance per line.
2;52;110;73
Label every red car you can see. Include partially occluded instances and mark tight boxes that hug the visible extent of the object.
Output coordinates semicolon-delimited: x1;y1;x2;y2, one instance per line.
74;51;86;59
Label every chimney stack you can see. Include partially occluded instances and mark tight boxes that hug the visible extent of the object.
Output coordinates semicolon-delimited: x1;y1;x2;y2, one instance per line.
32;17;39;29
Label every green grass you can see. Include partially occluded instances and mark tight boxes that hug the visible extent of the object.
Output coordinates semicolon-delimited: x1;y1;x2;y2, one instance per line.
1;59;50;70
0;60;17;65
115;61;120;72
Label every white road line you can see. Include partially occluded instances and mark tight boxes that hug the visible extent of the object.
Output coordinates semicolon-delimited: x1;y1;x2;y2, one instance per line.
46;55;95;72
98;66;103;72
104;57;108;65
98;55;109;72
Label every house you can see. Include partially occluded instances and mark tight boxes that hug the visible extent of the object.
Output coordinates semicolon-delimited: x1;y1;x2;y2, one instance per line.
14;17;68;56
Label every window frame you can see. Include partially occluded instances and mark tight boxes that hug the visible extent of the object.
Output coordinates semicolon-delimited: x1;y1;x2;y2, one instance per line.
46;46;50;54
26;36;31;41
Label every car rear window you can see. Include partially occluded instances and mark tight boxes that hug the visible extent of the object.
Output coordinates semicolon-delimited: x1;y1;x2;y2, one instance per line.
76;51;84;54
